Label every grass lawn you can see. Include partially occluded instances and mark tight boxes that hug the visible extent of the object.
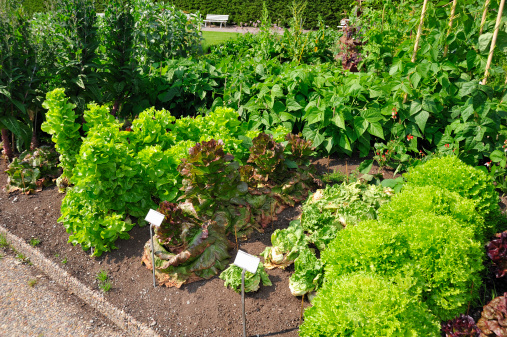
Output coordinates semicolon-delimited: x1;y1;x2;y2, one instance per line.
201;31;241;53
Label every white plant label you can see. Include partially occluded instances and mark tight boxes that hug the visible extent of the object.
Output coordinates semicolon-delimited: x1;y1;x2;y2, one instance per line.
233;250;260;274
145;209;165;227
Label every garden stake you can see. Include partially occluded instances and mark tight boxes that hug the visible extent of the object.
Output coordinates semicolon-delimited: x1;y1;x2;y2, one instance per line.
234;226;238;249
150;224;156;288
443;0;459;58
482;0;505;85
403;0;429;104
241;268;247;337
480;0;491;34
466;281;475;315
300;294;305;321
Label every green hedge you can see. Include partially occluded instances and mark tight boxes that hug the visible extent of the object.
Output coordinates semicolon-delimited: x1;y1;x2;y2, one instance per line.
166;0;353;29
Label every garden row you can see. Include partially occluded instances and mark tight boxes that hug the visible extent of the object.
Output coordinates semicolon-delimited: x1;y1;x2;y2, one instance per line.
259;155;506;336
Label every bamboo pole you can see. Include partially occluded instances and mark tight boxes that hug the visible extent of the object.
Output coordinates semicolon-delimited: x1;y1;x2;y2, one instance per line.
403;0;429;103
480;0;491;34
483;0;506;85
443;0;459;57
411;0;429;63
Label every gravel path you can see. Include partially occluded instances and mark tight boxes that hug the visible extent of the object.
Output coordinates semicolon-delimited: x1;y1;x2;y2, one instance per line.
0;252;125;337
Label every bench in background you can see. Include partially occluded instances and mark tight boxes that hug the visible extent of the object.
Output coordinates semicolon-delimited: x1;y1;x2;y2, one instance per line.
203;14;229;28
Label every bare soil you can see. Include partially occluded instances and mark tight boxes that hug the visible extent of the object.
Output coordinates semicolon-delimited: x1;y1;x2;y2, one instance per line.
1;155;506;336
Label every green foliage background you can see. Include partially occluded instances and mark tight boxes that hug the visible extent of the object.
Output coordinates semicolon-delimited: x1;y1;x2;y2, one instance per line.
167;0;353;28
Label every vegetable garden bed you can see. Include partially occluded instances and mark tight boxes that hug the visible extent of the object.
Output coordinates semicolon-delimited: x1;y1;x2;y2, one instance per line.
0;156;378;336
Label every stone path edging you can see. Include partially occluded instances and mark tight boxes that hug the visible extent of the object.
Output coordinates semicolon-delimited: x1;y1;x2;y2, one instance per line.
0;225;161;337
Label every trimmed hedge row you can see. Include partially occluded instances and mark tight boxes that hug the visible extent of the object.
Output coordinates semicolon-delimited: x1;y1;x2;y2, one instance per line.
167;0;353;29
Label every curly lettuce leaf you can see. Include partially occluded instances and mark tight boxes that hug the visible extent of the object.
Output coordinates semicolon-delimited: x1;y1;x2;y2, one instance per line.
220;261;272;293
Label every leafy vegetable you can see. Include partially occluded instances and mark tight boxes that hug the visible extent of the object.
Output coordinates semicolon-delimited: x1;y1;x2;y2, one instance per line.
378;185;486;242
288;247;323;296
441;314;480;337
487;231;507;278
40;89;81;191
220;261;272;293
5;146;59;193
405;156;501;237
142;201;233;287
477;293;507;336
261;220;308;269
299;272;440;337
301;180;392;250
247;132;285;182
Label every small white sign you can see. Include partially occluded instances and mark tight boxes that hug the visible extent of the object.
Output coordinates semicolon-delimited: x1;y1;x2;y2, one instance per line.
233;250;260;274
145;209;165;227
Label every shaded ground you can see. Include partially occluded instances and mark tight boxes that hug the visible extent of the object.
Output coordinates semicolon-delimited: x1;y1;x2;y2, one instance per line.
1;155;506;336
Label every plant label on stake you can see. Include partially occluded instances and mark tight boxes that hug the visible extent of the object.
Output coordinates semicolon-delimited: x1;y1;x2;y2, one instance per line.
145;209;165;288
233;250;260;337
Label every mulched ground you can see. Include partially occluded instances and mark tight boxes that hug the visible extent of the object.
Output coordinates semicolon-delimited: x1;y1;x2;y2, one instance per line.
1;155;506;336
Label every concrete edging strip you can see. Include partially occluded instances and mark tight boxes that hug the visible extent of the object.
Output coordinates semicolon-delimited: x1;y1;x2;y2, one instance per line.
0;225;161;337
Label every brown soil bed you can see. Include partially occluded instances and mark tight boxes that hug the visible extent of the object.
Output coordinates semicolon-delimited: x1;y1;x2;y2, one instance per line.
2;155;506;336
0;155;382;337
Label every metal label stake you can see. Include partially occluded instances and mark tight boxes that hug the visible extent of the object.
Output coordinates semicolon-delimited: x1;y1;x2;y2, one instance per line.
233;250;260;337
145;209;165;288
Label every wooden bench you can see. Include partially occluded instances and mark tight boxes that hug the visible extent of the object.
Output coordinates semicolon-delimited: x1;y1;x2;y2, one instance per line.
203;14;229;28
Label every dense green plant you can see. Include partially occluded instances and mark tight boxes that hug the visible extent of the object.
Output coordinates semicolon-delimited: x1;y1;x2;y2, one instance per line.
288;247;323;296
377;185;486;241
131;0;202;64
301;180;392;250
97;0;137;117
404;155;501;236
323;213;484;321
0;2;39;159
322;220;411;282
220;262;272;293
40;89;81;190
261;219;307;269
300;272;440;337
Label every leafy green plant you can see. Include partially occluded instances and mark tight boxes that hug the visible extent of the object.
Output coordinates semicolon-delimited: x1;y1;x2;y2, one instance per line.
41;89;81;191
0;233;8;248
300;272;440;337
405;155;501;237
301;180;392;250
29;238;40;247
219;262;272;293
378;185;486;242
288;247;323;296
261;220;307;269
28;279;38;287
96;270;112;292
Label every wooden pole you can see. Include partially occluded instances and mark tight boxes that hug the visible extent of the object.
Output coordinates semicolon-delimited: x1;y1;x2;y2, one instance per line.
483;0;505;85
443;0;458;57
403;0;429;103
480;0;491;34
411;0;429;63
